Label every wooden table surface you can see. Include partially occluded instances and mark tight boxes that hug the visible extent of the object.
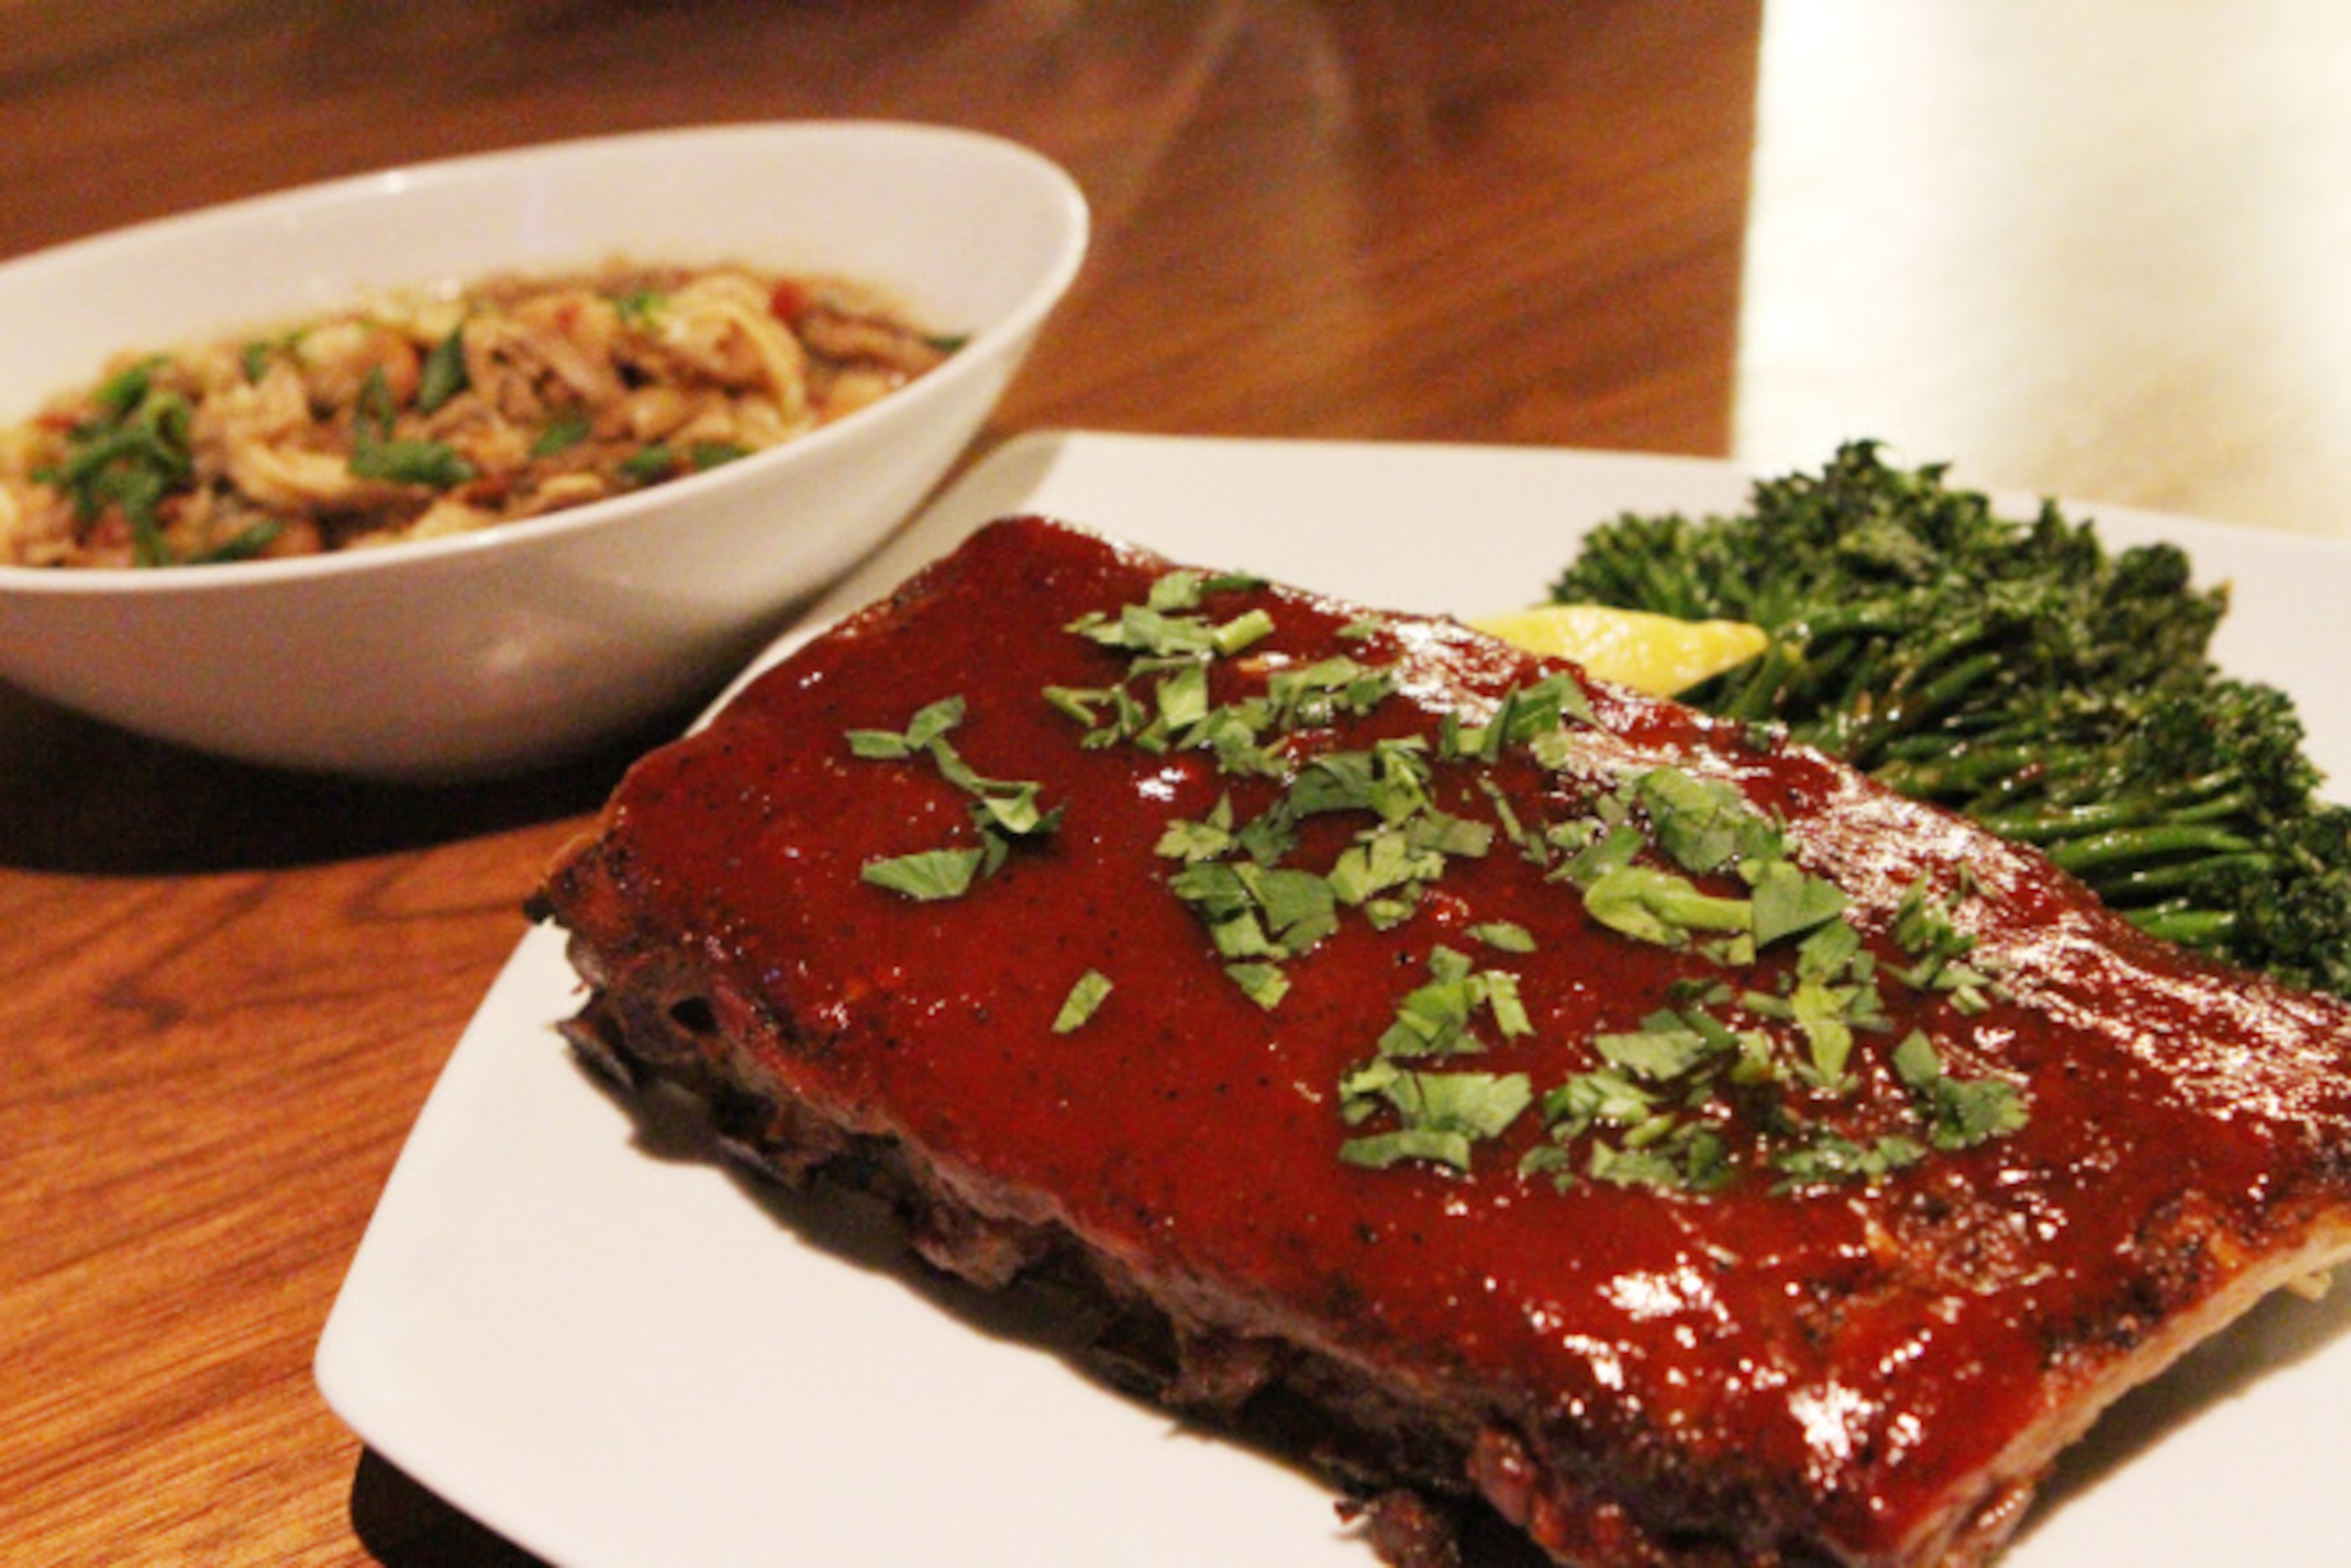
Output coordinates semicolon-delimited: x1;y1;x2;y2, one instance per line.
8;3;2349;1564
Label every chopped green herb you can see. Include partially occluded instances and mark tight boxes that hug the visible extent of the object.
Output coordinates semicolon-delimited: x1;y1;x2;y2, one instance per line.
1771;1130;1927;1191
1635;766;1777;874
1339;1067;1534;1173
1156;813;1236;864
1541;1067;1660;1139
1052;969;1114;1033
847;694;967;757
1891;1029;2029;1150
1340;1127;1477;1174
1581;865;1752;948
1789;977;1858;1088
1186;704;1283;776
1266;656;1393;728
1069;601;1224;659
1794;918;1863;981
184;518;285;564
416;325;470;413
1594;1019;1720;1082
1750;860;1851;947
620;444;678;484
1371;946;1533;1060
613;288;667;326
848;695;1061;903
1558;822;1646;887
1442;672;1592;764
32;359;198;565
860;847;986;902
1933;1074;2027;1147
1154;661;1210;731
533;412;594;457
1224;961;1291;1010
348;438;476;488
1214;608;1277;655
1328;825;1441;909
1587;1125;1733;1192
1484;969;1533;1038
1468;919;1537;953
1893;878;1976;959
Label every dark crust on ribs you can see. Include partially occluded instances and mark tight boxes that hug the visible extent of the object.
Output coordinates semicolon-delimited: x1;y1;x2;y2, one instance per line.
556;977;1822;1568
557;981;1495;1529
533;515;2351;1568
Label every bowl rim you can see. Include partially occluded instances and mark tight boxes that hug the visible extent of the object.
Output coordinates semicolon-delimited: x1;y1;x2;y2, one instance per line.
0;119;1089;599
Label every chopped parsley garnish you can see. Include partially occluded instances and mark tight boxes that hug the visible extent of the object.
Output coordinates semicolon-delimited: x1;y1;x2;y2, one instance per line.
849;695;1062;901
1468;919;1538;953
1891;1029;2029;1150
1375;945;1533;1057
1335;948;1546;1172
1340;1065;1534;1174
1580;864;1754;948
1223;961;1292;1011
1751;860;1851;947
1052;969;1114;1033
860;847;987;903
1439;671;1594;766
1638;766;1779;873
1167;858;1339;961
973;566;2039;1194
1769;1130;1925;1191
847;695;965;756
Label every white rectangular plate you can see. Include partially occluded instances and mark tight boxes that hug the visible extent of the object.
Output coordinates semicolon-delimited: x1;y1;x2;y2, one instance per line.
317;432;2351;1567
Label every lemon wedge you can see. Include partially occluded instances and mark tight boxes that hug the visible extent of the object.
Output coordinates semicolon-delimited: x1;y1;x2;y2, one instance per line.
1469;604;1769;698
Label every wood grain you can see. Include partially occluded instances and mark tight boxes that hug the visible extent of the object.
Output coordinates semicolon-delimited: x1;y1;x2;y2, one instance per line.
6;2;2341;1563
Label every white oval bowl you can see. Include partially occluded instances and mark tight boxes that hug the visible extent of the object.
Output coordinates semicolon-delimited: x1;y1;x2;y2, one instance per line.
0;122;1087;780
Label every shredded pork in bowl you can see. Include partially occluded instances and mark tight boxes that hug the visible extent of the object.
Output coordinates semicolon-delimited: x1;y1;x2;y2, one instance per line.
1;261;957;569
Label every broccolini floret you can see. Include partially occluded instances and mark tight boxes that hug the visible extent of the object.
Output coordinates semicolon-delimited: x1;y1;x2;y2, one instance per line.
1548;440;2351;994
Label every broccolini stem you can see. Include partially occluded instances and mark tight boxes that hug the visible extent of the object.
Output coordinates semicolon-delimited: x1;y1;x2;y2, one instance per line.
1715;638;1809;723
2042;824;2260;876
2091;852;2277;903
2127;908;2239;946
1872;746;2048;801
1972;784;2257;843
1844;648;2009;768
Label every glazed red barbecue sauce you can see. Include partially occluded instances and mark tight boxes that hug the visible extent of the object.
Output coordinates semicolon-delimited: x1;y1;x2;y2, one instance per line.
562;517;2351;1563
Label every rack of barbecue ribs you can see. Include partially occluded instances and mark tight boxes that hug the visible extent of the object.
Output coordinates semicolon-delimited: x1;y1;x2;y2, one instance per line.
531;515;2351;1568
